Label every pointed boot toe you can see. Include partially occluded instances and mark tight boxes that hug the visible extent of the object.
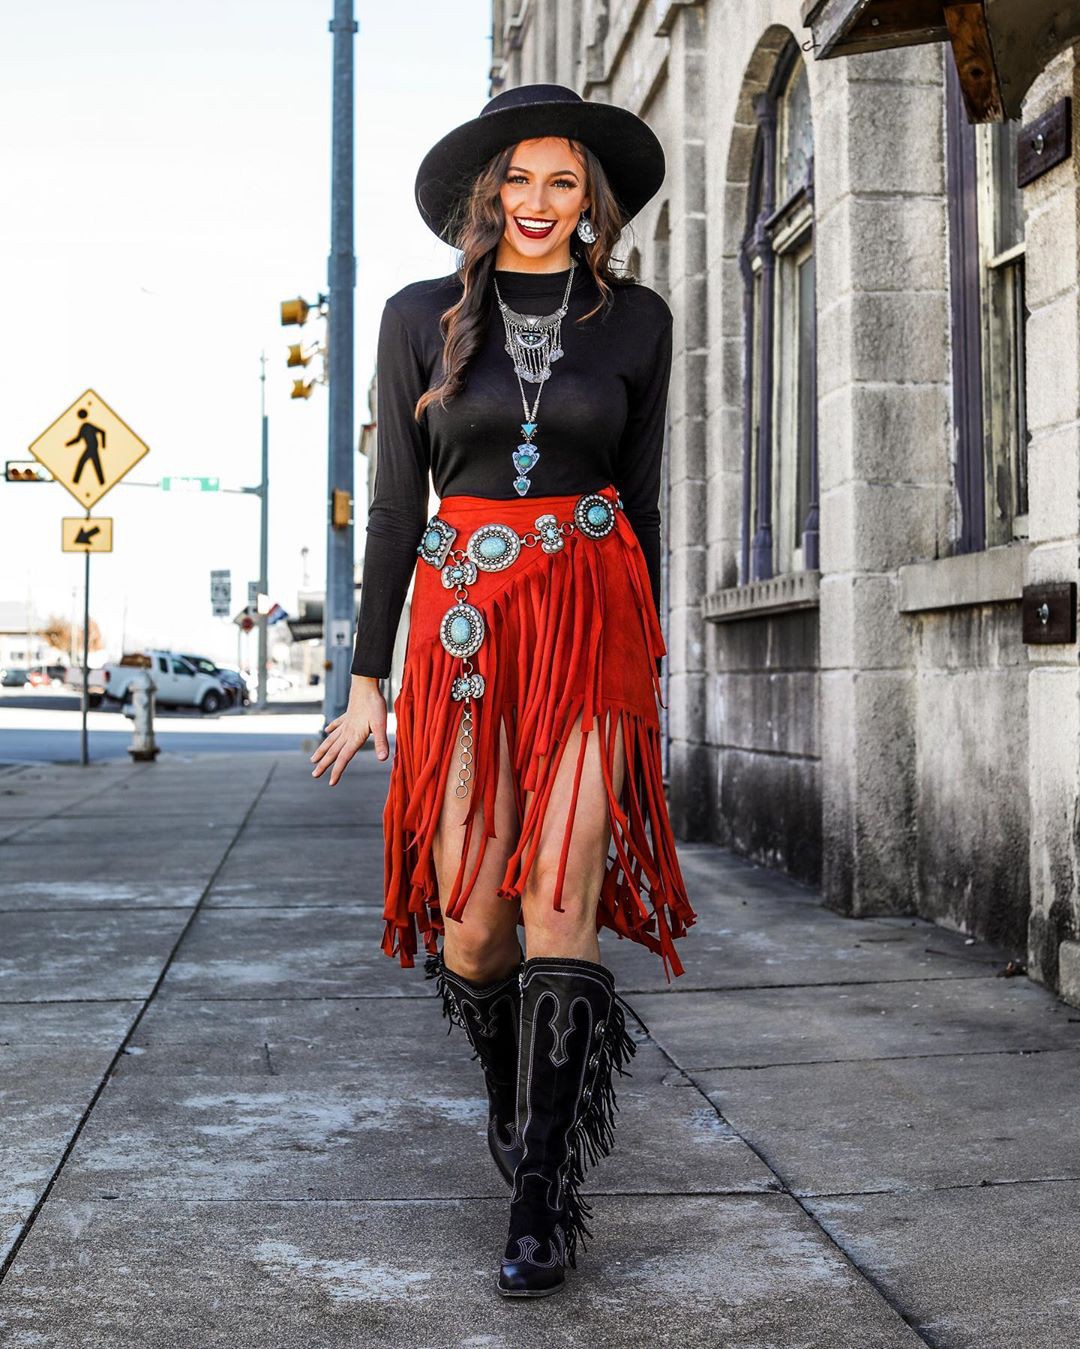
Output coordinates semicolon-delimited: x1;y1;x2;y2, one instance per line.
496;1258;566;1297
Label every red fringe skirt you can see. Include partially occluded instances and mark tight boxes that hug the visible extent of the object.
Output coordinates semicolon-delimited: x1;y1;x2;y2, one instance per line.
380;481;697;981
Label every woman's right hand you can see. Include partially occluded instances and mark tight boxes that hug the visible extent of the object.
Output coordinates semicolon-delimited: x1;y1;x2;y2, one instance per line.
309;676;389;786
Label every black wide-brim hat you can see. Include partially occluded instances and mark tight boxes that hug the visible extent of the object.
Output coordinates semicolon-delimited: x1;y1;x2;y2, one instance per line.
415;83;666;245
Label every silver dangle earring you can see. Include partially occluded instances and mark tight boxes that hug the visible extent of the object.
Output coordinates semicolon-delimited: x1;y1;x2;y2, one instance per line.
576;210;598;245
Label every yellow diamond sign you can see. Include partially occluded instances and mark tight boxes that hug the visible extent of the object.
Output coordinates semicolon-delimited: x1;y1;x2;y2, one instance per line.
29;389;149;510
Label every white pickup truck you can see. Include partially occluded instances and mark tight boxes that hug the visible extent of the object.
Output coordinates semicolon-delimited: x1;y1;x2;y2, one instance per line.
98;651;229;714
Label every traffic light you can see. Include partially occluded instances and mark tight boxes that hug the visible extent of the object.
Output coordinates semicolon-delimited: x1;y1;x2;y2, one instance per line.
332;488;352;529
279;292;328;398
280;297;310;327
6;460;50;482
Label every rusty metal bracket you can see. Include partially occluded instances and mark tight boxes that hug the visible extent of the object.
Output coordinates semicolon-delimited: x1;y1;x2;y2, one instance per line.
1021;581;1077;645
1017;97;1072;188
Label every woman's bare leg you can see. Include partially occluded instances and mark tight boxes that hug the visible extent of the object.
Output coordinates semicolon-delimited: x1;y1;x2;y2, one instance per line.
433;716;523;981
519;708;626;960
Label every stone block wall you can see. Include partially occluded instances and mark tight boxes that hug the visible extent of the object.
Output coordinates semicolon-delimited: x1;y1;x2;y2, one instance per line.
490;1;1080;998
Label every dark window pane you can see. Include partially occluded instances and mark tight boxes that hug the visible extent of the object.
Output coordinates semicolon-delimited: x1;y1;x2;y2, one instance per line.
779;60;812;204
1014;259;1029;518
796;251;815;547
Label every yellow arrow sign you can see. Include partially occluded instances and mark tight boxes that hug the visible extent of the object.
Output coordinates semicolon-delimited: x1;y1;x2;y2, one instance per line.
29;389;149;509
62;516;113;553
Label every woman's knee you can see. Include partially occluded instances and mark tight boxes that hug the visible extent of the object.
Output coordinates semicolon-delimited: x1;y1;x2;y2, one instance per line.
442;915;522;983
520;860;602;938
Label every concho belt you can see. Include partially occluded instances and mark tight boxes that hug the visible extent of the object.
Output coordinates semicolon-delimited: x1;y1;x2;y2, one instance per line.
416;491;623;798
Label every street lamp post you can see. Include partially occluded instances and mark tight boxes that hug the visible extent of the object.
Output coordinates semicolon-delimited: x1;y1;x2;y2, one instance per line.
325;0;357;725
257;352;269;709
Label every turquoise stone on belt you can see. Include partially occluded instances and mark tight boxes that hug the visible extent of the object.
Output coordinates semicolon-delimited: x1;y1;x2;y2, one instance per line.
572;492;616;538
440;601;484;658
467;523;521;570
478;535;508;560
416;515;456;568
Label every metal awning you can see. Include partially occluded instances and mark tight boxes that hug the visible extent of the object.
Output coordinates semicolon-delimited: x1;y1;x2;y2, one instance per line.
802;0;1080;120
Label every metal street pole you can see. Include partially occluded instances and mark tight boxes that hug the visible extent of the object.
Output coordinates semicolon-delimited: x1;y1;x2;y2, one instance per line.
81;544;89;766
325;0;357;725
257;352;269;709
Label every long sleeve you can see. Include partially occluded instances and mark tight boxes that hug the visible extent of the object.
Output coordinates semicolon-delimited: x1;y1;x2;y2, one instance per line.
351;299;432;678
614;297;672;676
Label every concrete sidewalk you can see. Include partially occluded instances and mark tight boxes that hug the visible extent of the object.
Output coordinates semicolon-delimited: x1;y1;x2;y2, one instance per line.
0;748;1077;1348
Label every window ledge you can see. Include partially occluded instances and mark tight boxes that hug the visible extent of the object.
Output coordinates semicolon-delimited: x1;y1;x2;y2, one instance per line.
898;542;1032;613
703;570;820;623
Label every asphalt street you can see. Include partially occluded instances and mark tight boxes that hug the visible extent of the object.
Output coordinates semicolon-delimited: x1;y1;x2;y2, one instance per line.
0;745;1076;1347
0;689;341;764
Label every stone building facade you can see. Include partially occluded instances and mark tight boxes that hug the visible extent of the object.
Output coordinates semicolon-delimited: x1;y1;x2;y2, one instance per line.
490;0;1080;1005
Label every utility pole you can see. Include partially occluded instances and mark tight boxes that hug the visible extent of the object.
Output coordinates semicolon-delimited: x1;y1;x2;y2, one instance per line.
81;550;89;765
257;352;270;709
325;0;357;725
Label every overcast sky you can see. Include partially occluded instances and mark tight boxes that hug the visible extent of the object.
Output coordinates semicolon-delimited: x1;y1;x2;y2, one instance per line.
1;0;489;667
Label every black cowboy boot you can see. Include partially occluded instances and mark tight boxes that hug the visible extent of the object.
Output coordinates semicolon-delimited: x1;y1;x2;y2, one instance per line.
425;947;526;1185
497;955;643;1298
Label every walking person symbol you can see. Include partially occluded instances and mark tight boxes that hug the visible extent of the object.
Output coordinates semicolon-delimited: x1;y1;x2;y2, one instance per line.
66;408;106;486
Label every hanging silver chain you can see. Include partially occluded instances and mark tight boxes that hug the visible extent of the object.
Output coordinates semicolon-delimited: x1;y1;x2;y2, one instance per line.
493;260;576;418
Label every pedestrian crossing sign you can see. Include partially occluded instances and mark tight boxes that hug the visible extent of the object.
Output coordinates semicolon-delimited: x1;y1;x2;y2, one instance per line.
29;389;149;509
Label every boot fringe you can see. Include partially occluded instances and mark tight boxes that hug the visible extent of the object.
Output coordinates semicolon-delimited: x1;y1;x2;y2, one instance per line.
424;950;469;1039
559;990;642;1266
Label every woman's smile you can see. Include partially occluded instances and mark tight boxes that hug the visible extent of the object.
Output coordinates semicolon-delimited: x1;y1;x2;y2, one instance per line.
513;216;557;239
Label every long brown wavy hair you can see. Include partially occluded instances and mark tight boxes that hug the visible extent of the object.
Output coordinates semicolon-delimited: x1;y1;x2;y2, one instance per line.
414;138;632;419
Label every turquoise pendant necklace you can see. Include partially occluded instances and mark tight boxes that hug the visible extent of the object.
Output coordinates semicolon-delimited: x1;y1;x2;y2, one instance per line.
492;259;576;496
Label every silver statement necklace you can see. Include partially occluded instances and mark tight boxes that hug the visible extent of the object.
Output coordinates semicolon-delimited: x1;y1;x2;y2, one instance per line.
492;259;576;496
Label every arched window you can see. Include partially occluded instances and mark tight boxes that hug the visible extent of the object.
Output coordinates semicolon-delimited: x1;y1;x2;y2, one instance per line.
740;42;818;583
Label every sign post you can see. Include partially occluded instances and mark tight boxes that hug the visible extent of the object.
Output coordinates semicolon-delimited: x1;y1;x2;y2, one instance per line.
28;389;150;766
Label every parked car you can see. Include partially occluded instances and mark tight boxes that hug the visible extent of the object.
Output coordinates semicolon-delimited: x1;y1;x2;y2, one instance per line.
101;650;229;714
0;666;30;688
178;654;250;708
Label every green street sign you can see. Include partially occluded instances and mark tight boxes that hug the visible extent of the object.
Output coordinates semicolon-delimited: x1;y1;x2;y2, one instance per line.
161;476;220;492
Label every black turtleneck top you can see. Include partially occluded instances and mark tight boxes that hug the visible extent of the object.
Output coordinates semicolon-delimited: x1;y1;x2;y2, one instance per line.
351;263;672;679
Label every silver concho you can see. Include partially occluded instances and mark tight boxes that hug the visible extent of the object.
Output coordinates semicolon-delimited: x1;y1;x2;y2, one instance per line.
417;516;457;568
466;522;521;572
440;602;485;658
573;493;616;539
441;557;478;590
534;513;565;554
451;672;486;701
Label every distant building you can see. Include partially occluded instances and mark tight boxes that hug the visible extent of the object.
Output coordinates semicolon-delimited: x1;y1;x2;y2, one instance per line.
492;2;1080;1006
0;600;54;669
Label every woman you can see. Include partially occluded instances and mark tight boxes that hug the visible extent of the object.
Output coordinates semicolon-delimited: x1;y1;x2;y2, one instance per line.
310;83;697;1297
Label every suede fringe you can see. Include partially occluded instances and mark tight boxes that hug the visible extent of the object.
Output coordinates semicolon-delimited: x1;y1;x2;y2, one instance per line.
381;523;697;982
559;989;643;1266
